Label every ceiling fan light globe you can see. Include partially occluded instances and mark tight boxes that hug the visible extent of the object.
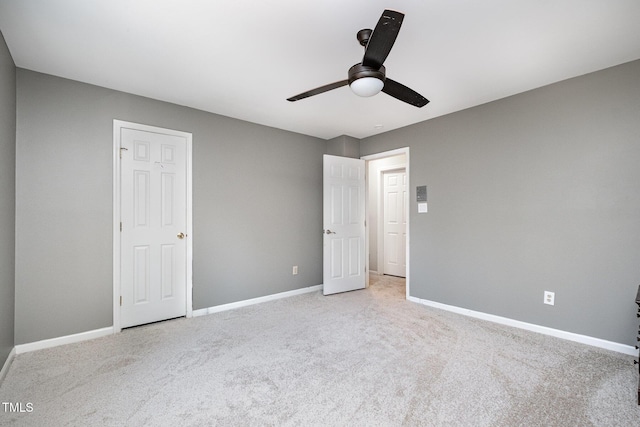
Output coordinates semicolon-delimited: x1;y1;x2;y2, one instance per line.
350;77;384;97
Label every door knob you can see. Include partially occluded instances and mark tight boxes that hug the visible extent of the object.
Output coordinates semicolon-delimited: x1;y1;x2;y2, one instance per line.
177;232;185;239
324;229;336;235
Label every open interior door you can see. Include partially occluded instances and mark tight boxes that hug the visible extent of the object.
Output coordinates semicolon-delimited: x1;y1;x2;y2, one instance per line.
323;154;366;295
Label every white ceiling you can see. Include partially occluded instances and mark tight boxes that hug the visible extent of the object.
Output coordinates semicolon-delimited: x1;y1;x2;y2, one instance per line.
1;0;639;140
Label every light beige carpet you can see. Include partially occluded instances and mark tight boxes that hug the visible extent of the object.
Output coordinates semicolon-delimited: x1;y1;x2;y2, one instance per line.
1;275;639;426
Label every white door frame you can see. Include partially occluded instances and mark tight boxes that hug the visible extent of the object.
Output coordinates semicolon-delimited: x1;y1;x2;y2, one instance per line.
362;147;410;299
112;120;193;333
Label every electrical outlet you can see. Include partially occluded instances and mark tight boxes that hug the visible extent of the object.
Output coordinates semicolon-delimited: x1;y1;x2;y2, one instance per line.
292;266;298;275
544;291;555;306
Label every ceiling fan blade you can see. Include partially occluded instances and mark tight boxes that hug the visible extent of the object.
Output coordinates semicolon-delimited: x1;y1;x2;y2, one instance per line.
362;10;404;69
382;78;429;108
287;80;349;102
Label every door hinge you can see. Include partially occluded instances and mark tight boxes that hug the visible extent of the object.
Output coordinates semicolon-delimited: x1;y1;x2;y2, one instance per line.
120;222;122;232
120;296;123;306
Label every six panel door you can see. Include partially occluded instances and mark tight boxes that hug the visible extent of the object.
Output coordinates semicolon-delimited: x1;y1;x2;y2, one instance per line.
120;128;187;328
383;170;407;277
323;155;366;295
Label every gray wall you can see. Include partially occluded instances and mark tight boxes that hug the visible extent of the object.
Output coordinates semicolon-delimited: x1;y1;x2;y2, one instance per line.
361;60;640;345
326;135;360;158
15;69;324;344
12;59;640;348
0;31;15;366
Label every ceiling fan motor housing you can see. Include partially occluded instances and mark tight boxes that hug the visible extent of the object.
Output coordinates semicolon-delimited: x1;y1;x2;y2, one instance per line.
348;63;386;85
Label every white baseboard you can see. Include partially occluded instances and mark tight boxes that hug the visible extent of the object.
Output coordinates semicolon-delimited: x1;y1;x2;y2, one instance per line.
0;347;16;384
13;286;324;355
409;296;638;356
193;284;323;317
15;327;114;355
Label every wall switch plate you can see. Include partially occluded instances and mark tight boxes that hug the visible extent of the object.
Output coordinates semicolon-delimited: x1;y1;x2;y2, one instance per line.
544;291;555;306
292;266;298;275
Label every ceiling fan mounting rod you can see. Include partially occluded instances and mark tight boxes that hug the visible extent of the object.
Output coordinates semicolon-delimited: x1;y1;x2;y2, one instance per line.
356;29;373;47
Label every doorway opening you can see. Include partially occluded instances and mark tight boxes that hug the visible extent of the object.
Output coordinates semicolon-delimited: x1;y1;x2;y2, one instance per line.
362;148;409;299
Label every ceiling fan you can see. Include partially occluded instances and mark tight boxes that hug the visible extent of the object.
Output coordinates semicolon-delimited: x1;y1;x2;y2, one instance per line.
287;9;429;108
